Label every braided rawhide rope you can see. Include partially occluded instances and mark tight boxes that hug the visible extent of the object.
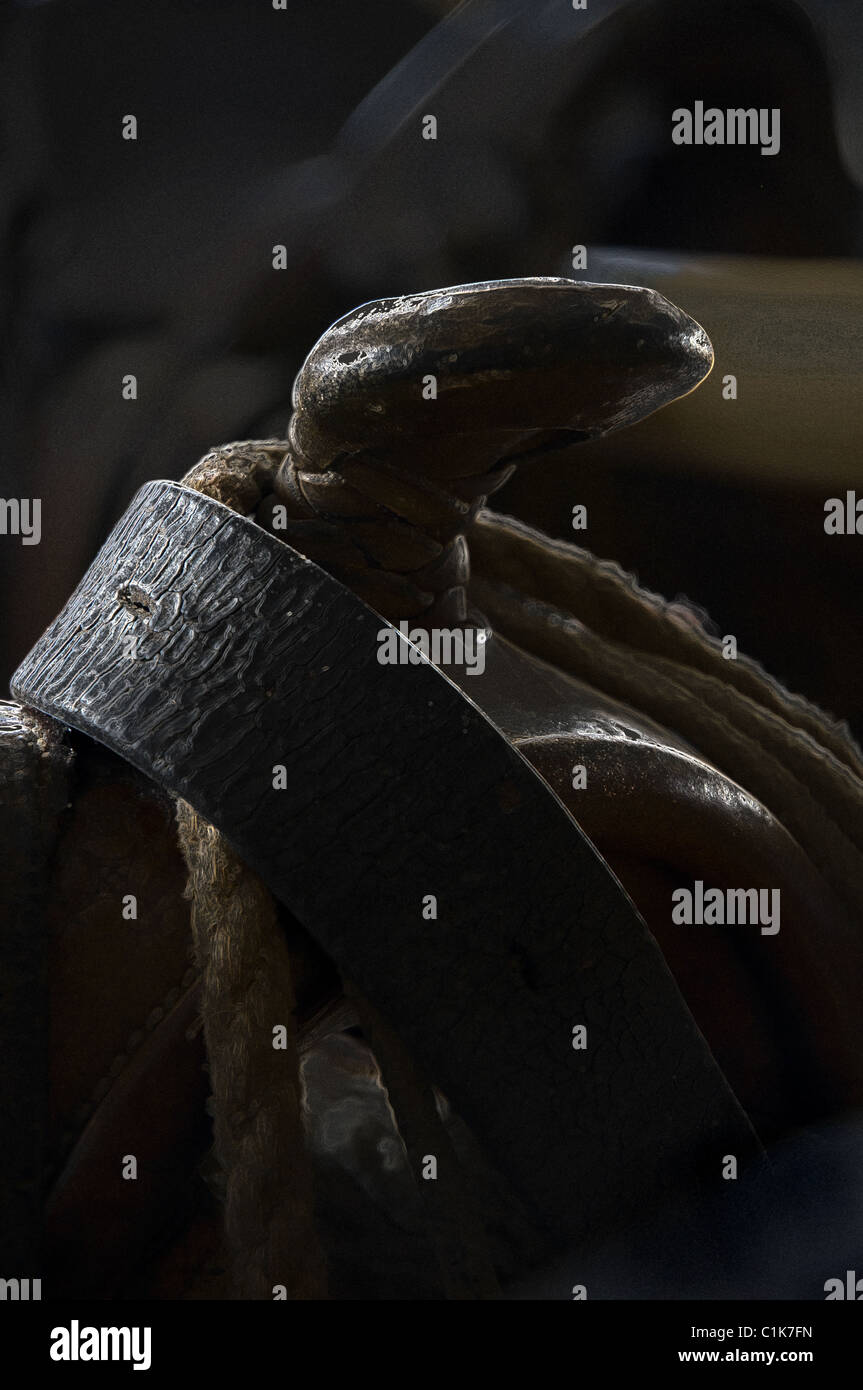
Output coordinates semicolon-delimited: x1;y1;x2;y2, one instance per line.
174;278;863;1297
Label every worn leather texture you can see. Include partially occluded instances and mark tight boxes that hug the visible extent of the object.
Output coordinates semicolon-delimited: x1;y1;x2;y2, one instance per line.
12;479;758;1246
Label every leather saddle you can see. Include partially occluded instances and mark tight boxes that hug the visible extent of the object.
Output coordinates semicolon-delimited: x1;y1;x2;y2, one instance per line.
3;278;862;1299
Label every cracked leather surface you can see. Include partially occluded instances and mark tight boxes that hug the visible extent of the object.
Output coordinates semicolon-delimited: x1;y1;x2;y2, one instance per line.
12;479;759;1243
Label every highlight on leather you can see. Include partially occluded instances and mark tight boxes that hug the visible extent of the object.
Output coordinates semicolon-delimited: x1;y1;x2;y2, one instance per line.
4;272;863;1306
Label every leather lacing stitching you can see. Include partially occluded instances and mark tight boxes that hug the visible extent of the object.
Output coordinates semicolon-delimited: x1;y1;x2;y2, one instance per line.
260;448;516;627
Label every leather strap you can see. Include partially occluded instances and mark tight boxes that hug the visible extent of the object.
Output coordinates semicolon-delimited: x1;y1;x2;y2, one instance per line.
11;479;758;1242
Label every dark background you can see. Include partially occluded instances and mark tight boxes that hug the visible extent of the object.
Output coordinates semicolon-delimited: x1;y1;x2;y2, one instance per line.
2;0;862;733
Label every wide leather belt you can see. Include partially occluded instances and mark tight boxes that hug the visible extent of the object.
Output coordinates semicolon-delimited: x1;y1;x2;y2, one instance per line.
11;478;758;1242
